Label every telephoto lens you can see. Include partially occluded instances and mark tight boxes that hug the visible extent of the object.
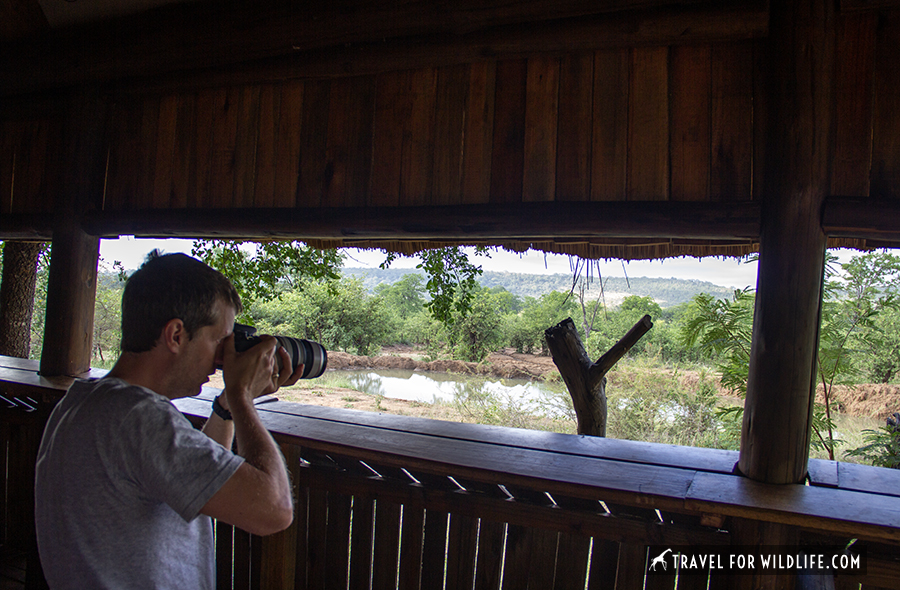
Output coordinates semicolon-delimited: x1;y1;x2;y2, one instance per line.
232;324;328;379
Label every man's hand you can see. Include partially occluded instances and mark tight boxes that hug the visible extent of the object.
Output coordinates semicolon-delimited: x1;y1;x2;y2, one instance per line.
221;334;281;406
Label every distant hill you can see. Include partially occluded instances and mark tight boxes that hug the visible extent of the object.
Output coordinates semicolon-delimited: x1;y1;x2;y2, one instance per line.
341;267;735;308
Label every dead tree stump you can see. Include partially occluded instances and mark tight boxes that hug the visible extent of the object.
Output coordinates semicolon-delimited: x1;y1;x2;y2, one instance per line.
545;315;653;437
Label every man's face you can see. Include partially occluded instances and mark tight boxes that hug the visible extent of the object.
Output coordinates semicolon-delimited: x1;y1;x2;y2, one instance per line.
172;299;235;399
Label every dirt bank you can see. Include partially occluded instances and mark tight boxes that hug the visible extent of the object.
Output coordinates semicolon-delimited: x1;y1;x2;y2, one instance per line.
326;345;559;381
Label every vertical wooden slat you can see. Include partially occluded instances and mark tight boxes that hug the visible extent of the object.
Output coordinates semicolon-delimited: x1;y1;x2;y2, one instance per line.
297;80;330;207
216;522;234;590
372;500;402;590
370;70;410;208
233;528;252;590
490;58;527;203
669;45;711;202
254;83;280;208
751;39;767;203
106;100;146;211
613;543;646;590
305;488;329;590
250;535;262;590
461;60;496;205
292;485;310;590
259;444;298;590
586;539;619;590
500;524;531;590
134;96;160;210
190;89;216;209
151;94;178;209
627;46;669;201
556;53;594;202
325;493;352;590
0;119;18;214
523;56;559;202
323;77;375;208
233;85;261;208
400;68;437;206
832;12;877;198
349;495;375;590
273;80;304;208
591;50;629;201
398;505;425;590
644;557;676;590
433;64;469;206
473;520;505;590
445;514;479;590
171;93;196;209
0;416;8;546
710;43;753;201
553;533;591;590
420;509;448;590
207;87;240;209
503;526;560;589
870;11;900;200
14;118;49;214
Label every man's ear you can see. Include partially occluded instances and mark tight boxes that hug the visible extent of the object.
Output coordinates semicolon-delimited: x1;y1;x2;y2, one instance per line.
160;318;188;354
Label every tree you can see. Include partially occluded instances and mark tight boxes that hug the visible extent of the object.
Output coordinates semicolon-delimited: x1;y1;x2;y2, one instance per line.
374;273;426;320
191;240;344;318
381;246;489;328
0;241;49;358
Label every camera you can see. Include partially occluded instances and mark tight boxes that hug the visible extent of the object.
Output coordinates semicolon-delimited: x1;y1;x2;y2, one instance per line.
232;324;328;379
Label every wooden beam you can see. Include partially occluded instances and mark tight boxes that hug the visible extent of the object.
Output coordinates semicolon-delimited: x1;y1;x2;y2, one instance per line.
66;201;761;242
0;1;768;96
738;0;835;485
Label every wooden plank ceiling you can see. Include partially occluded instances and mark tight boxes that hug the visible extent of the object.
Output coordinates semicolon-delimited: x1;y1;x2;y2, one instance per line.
1;1;899;259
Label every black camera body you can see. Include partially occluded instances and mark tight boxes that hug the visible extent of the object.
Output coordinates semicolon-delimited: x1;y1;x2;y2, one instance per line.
232;324;328;380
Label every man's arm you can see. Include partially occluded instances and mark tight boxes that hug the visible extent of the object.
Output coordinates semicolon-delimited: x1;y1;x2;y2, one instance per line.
200;336;295;536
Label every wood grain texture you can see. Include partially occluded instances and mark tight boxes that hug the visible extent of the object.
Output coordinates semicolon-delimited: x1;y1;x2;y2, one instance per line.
627;46;669;201
432;64;469;205
206;88;239;209
523;56;559;202
710;42;753;201
370;70;409;208
871;11;900;199
325;77;375;208
832;12;876;197
556;53;594;202
400;69;437;206
591;50;629;201
490;59;527;203
669;45;711;202
461;61;496;205
253;83;280;209
273;80;304;208
739;0;835;485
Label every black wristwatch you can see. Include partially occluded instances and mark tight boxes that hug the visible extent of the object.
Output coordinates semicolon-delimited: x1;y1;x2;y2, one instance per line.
212;395;233;421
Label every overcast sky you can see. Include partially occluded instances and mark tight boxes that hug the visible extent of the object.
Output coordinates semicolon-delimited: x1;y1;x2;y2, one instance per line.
100;237;858;290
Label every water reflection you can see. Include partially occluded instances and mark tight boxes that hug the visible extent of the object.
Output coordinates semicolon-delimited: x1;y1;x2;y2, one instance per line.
337;369;571;417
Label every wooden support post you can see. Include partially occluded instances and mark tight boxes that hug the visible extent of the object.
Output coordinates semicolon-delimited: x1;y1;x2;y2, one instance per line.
39;223;100;377
39;87;107;377
545;315;652;436
739;0;835;484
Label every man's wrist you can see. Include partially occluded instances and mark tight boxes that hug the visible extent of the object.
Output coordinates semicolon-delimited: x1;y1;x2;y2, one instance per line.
212;395;232;421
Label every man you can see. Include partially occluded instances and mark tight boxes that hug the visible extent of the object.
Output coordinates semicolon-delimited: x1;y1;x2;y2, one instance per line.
35;251;300;589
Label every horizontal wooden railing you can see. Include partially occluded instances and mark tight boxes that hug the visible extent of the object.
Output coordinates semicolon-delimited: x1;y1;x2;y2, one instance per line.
3;355;900;589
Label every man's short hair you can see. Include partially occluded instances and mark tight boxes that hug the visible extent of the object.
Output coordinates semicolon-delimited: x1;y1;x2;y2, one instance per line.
120;251;242;352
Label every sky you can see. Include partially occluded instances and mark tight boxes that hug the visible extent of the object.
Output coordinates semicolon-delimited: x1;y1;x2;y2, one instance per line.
98;237;860;290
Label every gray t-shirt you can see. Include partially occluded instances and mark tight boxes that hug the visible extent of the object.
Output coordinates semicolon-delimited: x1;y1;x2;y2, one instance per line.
35;377;244;589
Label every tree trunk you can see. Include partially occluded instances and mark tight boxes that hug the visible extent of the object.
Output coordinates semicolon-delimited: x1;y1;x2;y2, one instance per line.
0;241;44;358
545;315;652;436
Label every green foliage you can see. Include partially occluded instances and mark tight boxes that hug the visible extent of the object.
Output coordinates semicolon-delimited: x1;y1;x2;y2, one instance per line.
251;276;395;356
445;288;507;362
381;246;488;328
91;265;126;366
191;240;343;318
680;289;754;395
374;274;426;320
844;422;900;468
510;291;578;354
